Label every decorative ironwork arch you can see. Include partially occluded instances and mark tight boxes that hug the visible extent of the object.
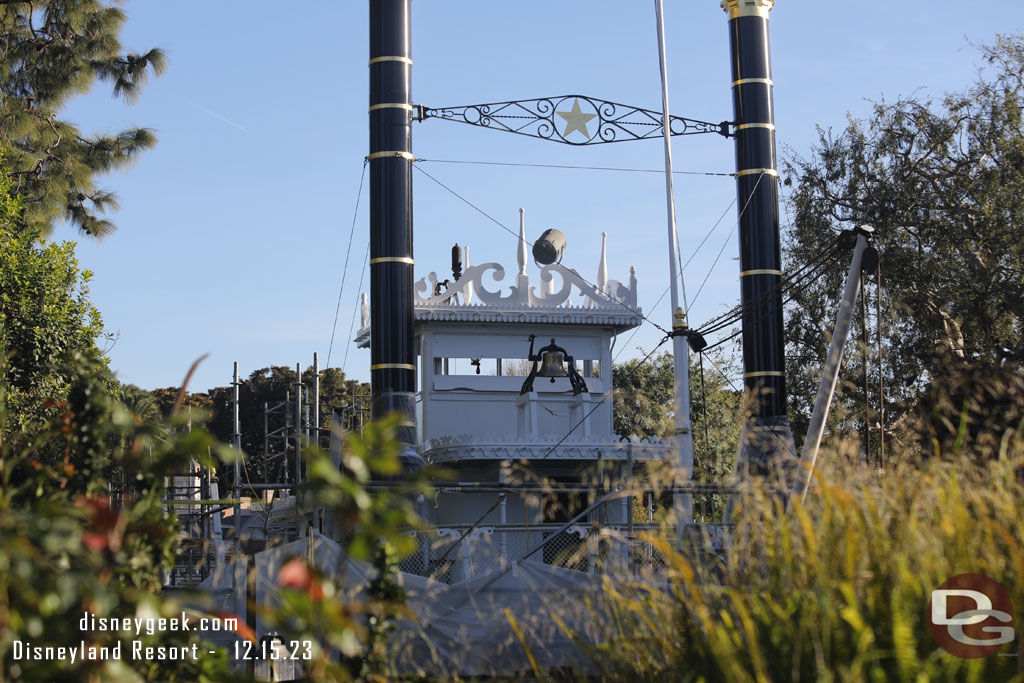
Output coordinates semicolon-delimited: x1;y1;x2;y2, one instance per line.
418;95;731;145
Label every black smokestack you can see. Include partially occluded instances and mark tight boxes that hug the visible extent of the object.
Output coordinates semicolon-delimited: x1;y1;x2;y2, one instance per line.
369;0;417;450
723;0;795;471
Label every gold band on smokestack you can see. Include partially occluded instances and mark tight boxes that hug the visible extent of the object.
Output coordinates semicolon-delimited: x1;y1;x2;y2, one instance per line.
721;0;773;20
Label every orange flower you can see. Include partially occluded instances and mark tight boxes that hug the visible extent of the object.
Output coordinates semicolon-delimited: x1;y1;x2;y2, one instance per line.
277;558;325;600
75;495;122;552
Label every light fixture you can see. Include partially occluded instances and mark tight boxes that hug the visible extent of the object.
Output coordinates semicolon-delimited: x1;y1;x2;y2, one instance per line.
451;242;463;280
520;335;588;395
532;228;567;266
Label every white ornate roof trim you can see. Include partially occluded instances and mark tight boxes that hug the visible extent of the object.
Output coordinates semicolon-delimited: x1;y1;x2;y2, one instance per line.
355;224;642;344
420;433;673;463
354;300;640;347
415;261;638;312
413;306;641;327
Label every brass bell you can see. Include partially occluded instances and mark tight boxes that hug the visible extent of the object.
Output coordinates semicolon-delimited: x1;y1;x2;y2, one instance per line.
520;334;588;396
537;343;568;380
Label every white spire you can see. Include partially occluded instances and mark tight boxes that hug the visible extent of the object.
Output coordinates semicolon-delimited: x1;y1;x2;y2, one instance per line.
597;231;608;295
463;245;473;304
517;207;528;277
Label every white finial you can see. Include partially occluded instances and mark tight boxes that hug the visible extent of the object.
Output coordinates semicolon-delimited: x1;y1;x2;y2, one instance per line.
597;231;608;295
518;208;528;277
464;245;474;304
360;292;369;328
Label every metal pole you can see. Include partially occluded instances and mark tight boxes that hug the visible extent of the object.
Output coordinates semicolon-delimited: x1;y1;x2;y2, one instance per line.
294;365;303;485
312;353;321;532
860;276;871;463
627;442;634;540
499;463;508;563
294;364;303;537
284;391;290;482
654;0;694;530
876;264;886;467
313;352;321;450
794;232;869;502
723;0;796;474
262;402;269;494
369;0;419;455
232;362;241;556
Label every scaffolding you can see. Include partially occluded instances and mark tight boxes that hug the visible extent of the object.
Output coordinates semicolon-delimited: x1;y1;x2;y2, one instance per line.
161;357;733;592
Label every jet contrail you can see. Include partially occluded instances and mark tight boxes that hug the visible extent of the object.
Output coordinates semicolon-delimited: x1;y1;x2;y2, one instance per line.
187;101;249;133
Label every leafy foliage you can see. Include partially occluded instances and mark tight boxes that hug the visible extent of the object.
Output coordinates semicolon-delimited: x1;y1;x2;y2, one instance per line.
613;349;741;476
912;356;1024;461
0;0;165;236
588;445;1024;681
0;154;107;466
0;354;237;681
613;351;675;440
782;36;1024;458
251;417;432;681
1;346;429;680
613;350;741;521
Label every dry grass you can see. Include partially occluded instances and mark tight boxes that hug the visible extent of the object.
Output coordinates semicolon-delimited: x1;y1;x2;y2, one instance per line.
578;447;1024;682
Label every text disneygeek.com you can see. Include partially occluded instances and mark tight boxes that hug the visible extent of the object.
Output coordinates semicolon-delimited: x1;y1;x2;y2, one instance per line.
11;611;243;664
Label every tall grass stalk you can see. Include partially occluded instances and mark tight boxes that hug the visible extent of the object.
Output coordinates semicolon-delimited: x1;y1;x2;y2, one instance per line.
584;448;1024;682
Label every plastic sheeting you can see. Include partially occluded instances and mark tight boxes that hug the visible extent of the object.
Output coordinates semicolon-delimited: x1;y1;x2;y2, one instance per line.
393;556;608;677
199;532;612;677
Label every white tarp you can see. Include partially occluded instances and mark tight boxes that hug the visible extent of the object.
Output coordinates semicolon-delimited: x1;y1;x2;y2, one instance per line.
200;532;609;677
393;557;607;677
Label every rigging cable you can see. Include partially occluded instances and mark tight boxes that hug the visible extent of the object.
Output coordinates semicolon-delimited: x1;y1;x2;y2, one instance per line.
413;163;671;336
696;240;842;338
689;172;765;307
700;350;793;456
683;198;737;270
326;159;368;369
698;351;710;454
540;336;671;460
697;251;841;352
341;242;371;379
700;253;835;339
613;196;739;363
416;157;733;177
684;242;844;362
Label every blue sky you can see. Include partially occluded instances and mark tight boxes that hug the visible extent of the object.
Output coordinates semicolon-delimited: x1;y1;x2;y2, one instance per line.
55;1;1022;393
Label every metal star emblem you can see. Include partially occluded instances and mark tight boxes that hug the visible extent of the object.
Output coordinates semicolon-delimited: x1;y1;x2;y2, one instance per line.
556;98;597;139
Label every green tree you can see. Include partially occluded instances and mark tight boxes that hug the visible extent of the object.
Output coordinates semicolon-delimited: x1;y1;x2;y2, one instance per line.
149;365;370;493
148;386;213;417
0;154;107;462
782;36;1024;459
1;0;165;236
613;349;741;482
0;352;240;681
613;351;674;439
203;365;369;453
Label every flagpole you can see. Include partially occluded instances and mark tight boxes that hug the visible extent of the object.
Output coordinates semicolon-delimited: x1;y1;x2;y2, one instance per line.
654;0;694;530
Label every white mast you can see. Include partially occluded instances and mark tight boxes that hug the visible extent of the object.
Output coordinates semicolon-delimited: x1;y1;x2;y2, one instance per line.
654;0;694;528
